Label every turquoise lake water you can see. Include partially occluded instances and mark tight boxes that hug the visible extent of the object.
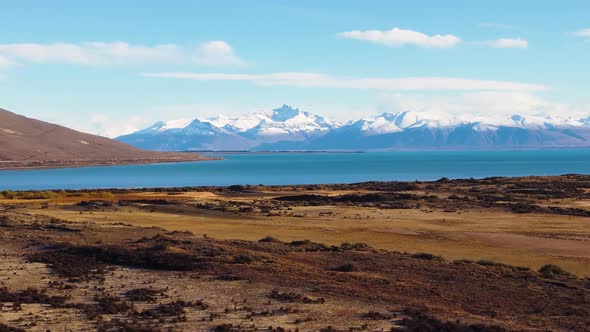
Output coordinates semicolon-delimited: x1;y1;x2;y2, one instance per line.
0;150;589;190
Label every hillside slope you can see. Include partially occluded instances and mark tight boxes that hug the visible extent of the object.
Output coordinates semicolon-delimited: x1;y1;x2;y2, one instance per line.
0;108;207;169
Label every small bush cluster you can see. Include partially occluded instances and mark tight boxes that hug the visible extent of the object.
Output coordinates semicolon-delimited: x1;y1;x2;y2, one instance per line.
288;240;330;252
233;253;258;264
258;236;281;243
136;300;208;319
475;260;507;267
96;319;160;332
395;308;508;332
319;327;337;332
538;264;573;278
246;306;300;319
0;287;68;308
214;324;242;332
217;274;243;281
83;295;134;319
0;323;26;332
332;263;359;272
362;311;392;320
269;289;325;304
411;253;444;261
124;288;162;302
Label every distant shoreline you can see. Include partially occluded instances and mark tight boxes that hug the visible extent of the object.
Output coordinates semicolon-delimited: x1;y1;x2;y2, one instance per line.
198;150;365;155
192;146;590;154
0;155;219;171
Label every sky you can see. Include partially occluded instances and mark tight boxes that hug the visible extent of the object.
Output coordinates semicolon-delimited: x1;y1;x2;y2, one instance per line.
0;0;589;137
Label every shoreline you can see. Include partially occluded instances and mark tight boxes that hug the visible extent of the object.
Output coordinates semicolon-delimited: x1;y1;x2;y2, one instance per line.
196;146;590;153
0;155;221;171
0;173;585;193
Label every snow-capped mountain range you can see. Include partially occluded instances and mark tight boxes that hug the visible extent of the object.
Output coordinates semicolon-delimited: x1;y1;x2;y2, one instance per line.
117;105;590;151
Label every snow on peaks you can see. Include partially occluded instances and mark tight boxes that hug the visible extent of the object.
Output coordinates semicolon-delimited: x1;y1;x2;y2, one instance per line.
355;110;590;135
270;105;301;122
138;106;590;138
157;118;195;132
359;111;461;134
138;105;339;138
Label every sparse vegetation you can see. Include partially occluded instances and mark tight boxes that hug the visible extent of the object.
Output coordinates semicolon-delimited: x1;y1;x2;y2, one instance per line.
136;300;208;319
30;242;210;276
0;323;26;332
539;264;573;278
411;253;444;261
124;288;162;302
0;190;63;200
1;176;590;331
233;253;258;264
85;294;134;317
362;311;392;320
395;308;508;332
258;236;281;243
0;287;68;308
269;289;326;304
332;262;359;272
214;324;236;332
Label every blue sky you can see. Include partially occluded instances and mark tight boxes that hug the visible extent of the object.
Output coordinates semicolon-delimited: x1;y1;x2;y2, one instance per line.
0;0;589;137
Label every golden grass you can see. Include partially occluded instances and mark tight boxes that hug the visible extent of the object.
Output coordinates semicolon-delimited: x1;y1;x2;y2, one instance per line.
17;189;590;276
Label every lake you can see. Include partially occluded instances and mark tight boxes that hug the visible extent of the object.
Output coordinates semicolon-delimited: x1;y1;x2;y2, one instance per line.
0;150;589;190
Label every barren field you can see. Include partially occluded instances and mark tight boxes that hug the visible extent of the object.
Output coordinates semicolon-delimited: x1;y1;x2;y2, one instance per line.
1;175;590;331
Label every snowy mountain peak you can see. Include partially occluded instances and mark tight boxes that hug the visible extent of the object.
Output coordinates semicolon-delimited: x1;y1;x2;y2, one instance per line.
132;105;338;139
182;119;224;136
511;114;525;126
154;118;195;132
270;105;301;122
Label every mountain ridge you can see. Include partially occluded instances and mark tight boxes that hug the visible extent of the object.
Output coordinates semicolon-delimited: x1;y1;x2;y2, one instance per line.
117;105;590;151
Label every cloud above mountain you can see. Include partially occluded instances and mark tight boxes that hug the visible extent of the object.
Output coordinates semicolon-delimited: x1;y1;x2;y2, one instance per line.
573;28;590;37
480;38;528;49
143;72;548;92
381;91;588;120
0;41;244;67
337;27;529;50
478;23;521;31
0;55;14;68
195;41;244;66
337;27;462;48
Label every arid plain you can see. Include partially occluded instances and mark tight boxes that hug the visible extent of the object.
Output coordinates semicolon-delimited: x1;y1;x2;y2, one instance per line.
1;175;590;331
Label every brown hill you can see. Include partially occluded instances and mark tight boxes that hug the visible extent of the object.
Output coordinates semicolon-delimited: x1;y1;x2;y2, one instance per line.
0;108;208;169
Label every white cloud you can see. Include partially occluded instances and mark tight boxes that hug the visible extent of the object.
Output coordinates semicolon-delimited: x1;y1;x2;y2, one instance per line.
337;27;461;48
480;38;528;49
195;41;244;67
573;28;590;37
143;71;549;92
380;91;589;119
74;103;263;137
0;41;245;67
0;55;15;68
0;42;177;65
478;23;521;31
0;56;7;80
83;113;148;138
